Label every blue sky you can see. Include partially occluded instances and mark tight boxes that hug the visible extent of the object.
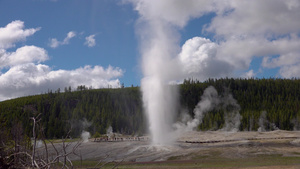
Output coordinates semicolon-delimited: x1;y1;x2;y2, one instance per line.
0;0;139;85
0;0;300;101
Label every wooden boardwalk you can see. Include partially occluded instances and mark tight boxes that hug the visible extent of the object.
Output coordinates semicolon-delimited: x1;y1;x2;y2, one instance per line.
93;136;149;142
184;136;300;144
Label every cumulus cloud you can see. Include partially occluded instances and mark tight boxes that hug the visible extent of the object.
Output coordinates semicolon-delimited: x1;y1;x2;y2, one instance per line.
129;0;213;27
205;0;300;78
0;20;40;49
64;31;76;42
0;64;123;100
206;1;300;38
0;46;48;68
179;37;233;81
142;0;300;79
84;34;96;47
0;21;123;101
242;70;255;79
129;0;300;81
49;31;76;48
262;53;300;69
49;38;59;48
279;64;300;78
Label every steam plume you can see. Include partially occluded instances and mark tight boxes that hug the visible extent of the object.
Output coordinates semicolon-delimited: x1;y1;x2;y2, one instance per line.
80;118;92;143
81;131;91;143
174;86;242;132
220;92;241;132
258;111;267;132
257;111;280;132
292;118;300;131
128;0;214;145
106;126;113;136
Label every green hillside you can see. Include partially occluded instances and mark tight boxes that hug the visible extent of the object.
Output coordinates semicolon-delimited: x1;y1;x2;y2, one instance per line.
1;78;300;140
0;87;144;139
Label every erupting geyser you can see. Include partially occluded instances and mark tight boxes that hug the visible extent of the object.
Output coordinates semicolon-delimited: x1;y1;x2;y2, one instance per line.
129;0;218;144
129;0;208;145
139;20;180;144
142;78;178;144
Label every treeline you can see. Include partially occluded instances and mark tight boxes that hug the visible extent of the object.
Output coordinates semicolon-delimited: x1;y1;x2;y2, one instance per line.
1;78;300;140
0;87;144;139
180;78;300;131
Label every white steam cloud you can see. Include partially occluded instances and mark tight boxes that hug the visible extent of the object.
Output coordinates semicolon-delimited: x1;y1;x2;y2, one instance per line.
220;91;242;132
174;86;241;133
80;119;92;143
106;126;113;135
258;111;267;132
106;125;115;139
130;0;212;145
127;1;300;145
257;111;280;132
128;0;232;144
81;131;91;143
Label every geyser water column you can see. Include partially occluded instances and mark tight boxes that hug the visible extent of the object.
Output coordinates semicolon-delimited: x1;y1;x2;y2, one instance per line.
129;0;209;144
141;78;175;144
140;22;180;144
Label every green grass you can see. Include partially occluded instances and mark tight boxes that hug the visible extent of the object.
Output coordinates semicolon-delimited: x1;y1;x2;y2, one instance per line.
69;154;300;169
71;160;126;168
44;138;81;144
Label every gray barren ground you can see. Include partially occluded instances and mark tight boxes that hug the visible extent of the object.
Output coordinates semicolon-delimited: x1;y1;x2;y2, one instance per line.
37;130;300;168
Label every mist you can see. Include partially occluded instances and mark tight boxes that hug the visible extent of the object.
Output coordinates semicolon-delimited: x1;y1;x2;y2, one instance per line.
81;131;91;143
80;118;92;143
258;111;267;132
128;0;216;145
174;86;242;133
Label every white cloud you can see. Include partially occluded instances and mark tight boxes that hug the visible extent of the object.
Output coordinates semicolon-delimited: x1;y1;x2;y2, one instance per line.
179;37;233;81
262;53;300;69
64;31;76;44
204;0;300;78
84;34;96;47
0;45;48;68
242;70;255;79
279;64;300;78
206;1;300;38
49;31;76;48
49;38;59;48
0;21;124;101
129;0;213;27
0;20;40;49
0;64;123;101
129;0;300;80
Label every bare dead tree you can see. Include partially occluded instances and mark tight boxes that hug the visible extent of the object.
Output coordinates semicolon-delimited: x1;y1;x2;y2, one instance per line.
31;113;41;168
3;113;123;168
11;120;23;166
44;139;82;168
2;113;84;169
35;128;83;169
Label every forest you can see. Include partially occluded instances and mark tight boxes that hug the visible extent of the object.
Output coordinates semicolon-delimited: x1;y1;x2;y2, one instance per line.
1;78;300;140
